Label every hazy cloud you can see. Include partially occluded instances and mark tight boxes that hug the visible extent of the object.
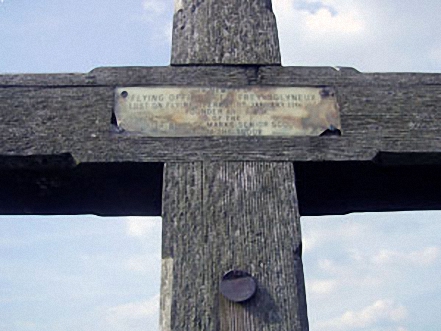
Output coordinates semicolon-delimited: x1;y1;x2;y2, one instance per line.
314;257;385;288
372;246;439;266
306;278;338;295
106;295;160;330
302;212;441;330
302;219;367;252
273;0;441;71
10;321;39;331
294;0;338;16
107;296;159;319
429;46;441;64
315;299;408;330
143;0;167;16
126;253;161;273
302;7;364;35
126;216;161;237
141;0;173;46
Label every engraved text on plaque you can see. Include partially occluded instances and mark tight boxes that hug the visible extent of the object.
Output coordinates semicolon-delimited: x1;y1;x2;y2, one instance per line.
114;86;340;137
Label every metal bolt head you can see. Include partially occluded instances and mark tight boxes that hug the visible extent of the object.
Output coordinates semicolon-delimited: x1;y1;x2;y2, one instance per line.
320;87;335;98
220;270;257;303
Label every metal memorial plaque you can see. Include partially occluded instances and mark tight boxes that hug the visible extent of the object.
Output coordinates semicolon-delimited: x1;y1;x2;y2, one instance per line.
114;86;341;137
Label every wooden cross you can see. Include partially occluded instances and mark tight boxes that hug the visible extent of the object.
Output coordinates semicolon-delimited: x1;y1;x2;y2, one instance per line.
1;1;441;330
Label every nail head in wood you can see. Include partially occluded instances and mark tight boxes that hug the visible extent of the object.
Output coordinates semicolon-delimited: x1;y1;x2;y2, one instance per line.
220;270;257;303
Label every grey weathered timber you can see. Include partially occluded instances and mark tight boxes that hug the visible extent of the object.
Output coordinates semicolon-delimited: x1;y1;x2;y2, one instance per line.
2;67;441;163
2;0;441;329
162;162;307;331
169;2;302;328
171;0;281;65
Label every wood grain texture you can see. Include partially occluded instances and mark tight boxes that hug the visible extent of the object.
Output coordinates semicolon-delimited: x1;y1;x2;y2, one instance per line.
162;162;214;330
162;162;308;330
171;0;280;65
3;66;441;87
1;66;441;164
160;257;174;331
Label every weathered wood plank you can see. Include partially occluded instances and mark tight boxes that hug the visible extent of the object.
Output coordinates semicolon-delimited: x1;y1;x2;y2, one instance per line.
0;87;113;159
2;159;441;216
2;68;441;164
161;162;215;330
171;0;280;65
0;162;163;216
207;162;308;331
162;162;308;330
3;66;441;87
0;73;93;87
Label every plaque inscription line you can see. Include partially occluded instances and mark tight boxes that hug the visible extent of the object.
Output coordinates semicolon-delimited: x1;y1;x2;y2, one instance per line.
114;86;341;137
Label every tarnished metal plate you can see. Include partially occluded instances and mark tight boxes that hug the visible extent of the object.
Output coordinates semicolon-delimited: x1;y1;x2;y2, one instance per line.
114;86;341;137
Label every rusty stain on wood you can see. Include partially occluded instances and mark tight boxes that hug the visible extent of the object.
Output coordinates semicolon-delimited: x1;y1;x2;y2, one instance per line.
114;86;340;137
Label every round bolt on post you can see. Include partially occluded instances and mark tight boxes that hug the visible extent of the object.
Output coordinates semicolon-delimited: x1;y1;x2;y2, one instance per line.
220;270;257;303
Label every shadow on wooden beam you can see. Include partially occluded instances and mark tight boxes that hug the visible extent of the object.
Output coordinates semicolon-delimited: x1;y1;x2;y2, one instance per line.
0;156;163;216
295;161;441;216
1;155;441;217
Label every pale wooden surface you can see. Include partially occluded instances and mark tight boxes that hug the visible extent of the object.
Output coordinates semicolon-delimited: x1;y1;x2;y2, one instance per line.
162;162;308;331
171;0;280;65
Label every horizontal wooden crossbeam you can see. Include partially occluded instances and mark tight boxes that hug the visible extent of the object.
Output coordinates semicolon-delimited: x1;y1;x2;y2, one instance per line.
2;158;441;216
1;66;441;216
1;66;441;164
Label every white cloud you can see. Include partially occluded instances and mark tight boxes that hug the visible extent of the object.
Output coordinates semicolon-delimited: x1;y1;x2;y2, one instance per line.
318;258;338;273
428;46;441;64
143;0;167;16
372;246;440;267
303;7;364;35
301;219;366;253
303;213;441;331
13;321;39;330
106;295;160;327
126;216;161;238
126;253;161;273
315;257;385;289
164;20;173;42
274;0;366;41
315;299;408;330
302;233;318;253
273;0;441;71
141;0;173;46
306;279;338;295
127;256;149;272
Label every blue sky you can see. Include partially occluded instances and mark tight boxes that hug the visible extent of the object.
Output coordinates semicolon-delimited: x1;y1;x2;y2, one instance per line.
303;212;441;331
1;1;441;331
2;0;441;73
0;216;162;331
0;213;440;331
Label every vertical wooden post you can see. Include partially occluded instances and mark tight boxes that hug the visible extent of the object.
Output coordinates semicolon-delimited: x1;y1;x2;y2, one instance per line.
162;1;308;330
171;0;281;65
162;163;308;330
